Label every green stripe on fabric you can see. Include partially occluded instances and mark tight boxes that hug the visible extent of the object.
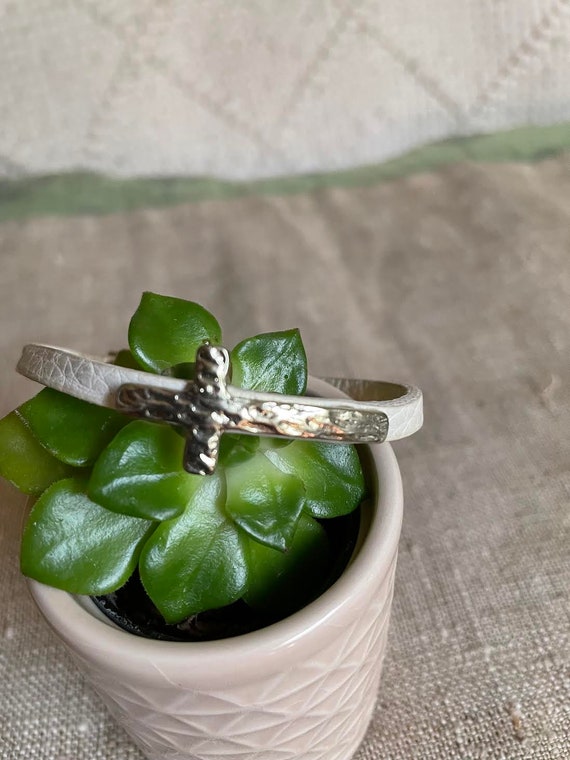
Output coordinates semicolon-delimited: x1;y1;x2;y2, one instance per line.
1;123;569;222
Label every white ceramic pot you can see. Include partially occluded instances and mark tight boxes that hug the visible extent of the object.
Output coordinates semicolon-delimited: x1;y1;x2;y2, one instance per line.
28;379;403;760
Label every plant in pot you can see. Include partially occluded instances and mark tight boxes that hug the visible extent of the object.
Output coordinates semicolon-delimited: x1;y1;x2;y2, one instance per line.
0;292;422;760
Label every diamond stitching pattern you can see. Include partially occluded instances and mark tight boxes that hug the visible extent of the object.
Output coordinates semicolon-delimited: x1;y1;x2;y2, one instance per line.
0;2;569;179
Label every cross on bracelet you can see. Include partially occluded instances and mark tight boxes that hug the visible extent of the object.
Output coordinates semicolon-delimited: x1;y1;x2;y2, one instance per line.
115;344;388;476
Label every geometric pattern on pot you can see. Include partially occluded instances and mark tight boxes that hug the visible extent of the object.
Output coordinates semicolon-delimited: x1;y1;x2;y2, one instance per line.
68;559;396;760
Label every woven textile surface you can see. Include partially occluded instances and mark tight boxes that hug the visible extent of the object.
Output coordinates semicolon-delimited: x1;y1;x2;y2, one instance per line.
1;154;569;758
1;0;570;179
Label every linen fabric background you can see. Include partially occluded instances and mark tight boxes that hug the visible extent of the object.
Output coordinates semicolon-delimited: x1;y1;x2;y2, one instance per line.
0;151;569;758
1;0;570;179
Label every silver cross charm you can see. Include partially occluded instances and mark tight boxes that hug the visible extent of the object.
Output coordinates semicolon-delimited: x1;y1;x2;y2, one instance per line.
115;344;389;476
116;344;233;475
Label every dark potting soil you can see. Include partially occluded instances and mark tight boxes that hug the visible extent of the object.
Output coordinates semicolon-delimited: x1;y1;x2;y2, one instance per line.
92;509;361;642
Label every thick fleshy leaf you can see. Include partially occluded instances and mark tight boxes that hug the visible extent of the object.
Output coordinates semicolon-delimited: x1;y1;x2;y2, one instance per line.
0;411;75;495
128;292;221;373
243;514;331;616
162;362;195;379
225;452;305;551
112;348;144;369
139;472;248;623
265;441;365;518
18;388;127;467
218;433;260;467
21;478;153;594
89;421;197;521
230;329;307;394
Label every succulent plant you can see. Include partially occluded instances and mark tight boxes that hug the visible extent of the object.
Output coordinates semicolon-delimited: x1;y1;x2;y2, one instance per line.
0;293;365;625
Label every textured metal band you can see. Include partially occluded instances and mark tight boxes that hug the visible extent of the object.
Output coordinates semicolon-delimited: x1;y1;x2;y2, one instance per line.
17;344;423;475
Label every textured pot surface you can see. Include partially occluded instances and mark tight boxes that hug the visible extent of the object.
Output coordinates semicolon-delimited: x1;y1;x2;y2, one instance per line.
28;378;403;760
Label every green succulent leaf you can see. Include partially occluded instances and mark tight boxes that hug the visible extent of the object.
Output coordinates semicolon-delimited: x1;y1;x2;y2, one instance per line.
112;348;144;369
231;329;307;395
218;433;260;467
21;478;153;594
243;514;331;616
139;472;248;623
89;420;197;521
161;362;195;379
0;411;76;495
225;452;305;551
18;388;127;467
265;441;366;519
128;292;222;373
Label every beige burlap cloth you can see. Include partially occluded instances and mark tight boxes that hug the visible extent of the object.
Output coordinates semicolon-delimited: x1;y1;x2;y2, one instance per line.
1;156;569;758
